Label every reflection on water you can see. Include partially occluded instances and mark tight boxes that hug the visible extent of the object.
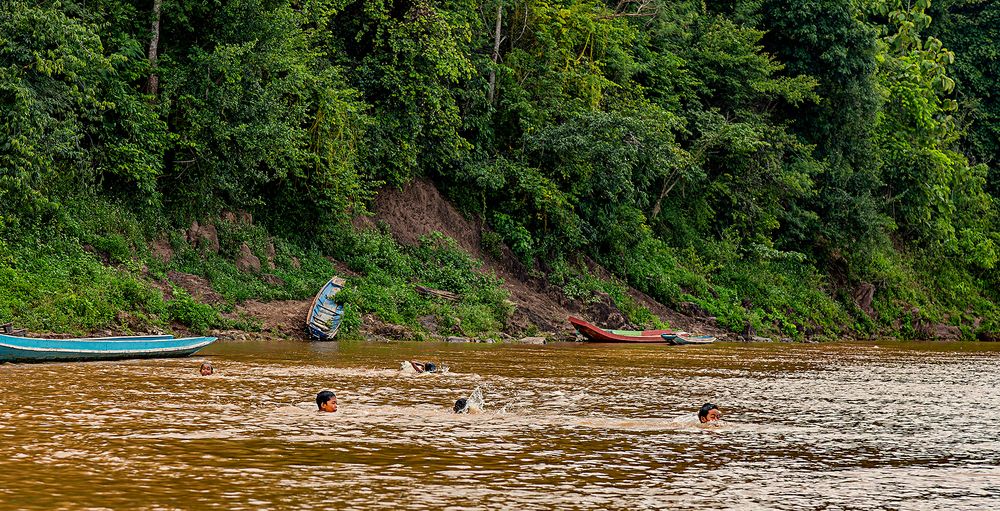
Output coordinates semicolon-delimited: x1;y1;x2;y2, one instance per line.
1;340;999;510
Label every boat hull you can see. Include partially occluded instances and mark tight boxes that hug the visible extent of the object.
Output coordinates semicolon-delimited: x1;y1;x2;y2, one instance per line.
0;334;217;363
569;316;675;343
661;333;716;345
307;276;346;341
673;335;716;345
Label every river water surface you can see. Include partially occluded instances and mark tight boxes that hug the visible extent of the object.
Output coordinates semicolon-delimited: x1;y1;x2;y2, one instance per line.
1;340;998;510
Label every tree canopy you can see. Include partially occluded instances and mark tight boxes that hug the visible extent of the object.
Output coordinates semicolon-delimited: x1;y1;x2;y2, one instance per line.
1;0;997;338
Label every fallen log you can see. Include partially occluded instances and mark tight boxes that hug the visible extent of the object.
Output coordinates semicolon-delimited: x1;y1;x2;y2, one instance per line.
414;285;459;302
1;322;27;335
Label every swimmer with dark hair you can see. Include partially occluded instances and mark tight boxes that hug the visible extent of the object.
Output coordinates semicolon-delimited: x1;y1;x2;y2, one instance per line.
316;390;338;413
698;403;722;423
453;387;484;414
402;361;445;374
199;362;214;376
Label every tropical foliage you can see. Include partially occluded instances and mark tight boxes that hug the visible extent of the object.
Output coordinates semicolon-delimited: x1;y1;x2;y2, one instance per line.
1;0;997;338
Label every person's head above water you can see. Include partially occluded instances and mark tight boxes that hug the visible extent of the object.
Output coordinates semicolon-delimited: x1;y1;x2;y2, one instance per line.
453;398;468;413
199;362;214;376
407;361;441;374
698;403;722;423
316;390;338;413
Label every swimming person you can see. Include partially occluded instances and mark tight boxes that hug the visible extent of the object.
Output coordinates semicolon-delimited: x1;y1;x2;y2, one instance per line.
453;387;485;414
698;403;722;423
316;390;338;413
199;362;214;376
400;361;445;374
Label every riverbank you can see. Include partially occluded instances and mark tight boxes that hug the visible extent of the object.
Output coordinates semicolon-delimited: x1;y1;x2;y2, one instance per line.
5;0;1000;347
1;181;996;343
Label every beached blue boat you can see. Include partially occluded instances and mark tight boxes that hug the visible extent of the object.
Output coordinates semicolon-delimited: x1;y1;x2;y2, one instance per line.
307;276;346;341
0;333;217;363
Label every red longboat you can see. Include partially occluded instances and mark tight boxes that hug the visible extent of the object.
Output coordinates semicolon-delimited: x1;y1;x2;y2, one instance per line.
568;316;675;343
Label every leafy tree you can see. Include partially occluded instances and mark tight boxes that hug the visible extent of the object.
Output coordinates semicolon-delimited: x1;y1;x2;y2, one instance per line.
872;0;997;271
0;1;166;229
2;0;999;337
157;0;372;229
725;0;887;256
928;0;1000;194
332;0;478;185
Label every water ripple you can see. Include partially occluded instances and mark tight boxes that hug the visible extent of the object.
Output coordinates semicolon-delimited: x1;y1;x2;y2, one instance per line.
1;340;998;509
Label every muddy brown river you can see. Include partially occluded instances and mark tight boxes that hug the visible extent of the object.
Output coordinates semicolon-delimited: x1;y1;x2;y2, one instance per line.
1;340;998;510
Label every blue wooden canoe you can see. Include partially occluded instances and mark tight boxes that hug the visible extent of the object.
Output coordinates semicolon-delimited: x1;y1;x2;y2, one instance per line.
0;333;217;363
661;332;716;345
660;333;679;345
307;276;346;341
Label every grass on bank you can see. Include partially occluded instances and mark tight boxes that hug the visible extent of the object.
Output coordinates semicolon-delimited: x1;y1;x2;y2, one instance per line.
1;198;996;340
593;231;999;340
0;199;517;337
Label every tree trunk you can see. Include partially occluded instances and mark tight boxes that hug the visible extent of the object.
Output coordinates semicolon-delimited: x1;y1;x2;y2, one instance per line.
650;173;679;219
147;0;163;95
487;3;502;104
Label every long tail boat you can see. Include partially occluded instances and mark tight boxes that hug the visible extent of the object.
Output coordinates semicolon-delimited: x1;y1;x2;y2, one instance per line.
306;276;346;341
568;316;676;343
662;332;717;345
0;333;217;363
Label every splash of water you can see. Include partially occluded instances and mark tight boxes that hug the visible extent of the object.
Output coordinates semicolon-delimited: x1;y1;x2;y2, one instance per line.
463;386;486;413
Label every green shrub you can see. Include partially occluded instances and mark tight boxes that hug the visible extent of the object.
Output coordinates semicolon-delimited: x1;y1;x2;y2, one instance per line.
326;229;511;336
166;287;219;334
0;233;167;334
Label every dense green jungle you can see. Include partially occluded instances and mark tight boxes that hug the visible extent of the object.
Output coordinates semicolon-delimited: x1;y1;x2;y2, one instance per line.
1;0;998;341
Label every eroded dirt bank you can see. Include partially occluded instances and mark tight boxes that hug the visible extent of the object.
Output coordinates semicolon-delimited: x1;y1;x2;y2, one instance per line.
147;178;721;342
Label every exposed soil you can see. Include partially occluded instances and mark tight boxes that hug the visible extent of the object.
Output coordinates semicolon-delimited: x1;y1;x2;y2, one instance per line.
147;268;312;340
368;178;721;339
373;179;486;258
150;238;174;264
155;270;224;305
371;179;577;336
227;299;311;339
